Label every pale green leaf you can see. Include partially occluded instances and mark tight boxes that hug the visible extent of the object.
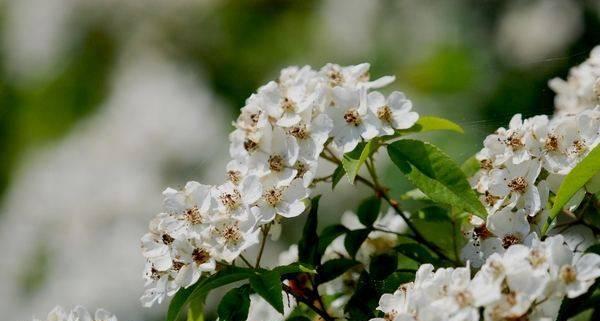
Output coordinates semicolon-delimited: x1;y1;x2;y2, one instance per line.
387;139;486;218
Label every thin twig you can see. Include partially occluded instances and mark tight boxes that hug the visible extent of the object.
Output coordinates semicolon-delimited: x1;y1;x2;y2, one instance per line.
255;224;270;268
239;254;253;268
282;284;336;321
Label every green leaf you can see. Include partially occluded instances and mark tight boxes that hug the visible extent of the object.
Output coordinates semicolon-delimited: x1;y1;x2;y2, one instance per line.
342;140;377;184
298;196;320;265
369;254;398;280
344;271;379;321
332;164;345;189
317;258;362;284
376;271;415;293
273;263;316;276
344;228;371;259
317;224;349;259
395;116;464;135
356;196;381;227
387;139;486;218
460;155;480;177
167;283;199;321
168;266;255;321
545;146;600;234
249;270;284;313
217;285;251;321
395;243;437;264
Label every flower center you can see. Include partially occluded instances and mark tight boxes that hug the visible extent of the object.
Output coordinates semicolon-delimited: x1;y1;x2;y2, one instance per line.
455;291;473;307
328;70;343;86
219;190;242;211
528;249;546;268
227;170;241;185
288;124;309;139
508;176;528;193
172;261;184;271
162;233;174;245
484;191;501;206
185;207;202;225
544;135;559;152
268;155;285;172
376;105;393;123
473;223;492;239
571;140;586;155
480;159;493;170
502;234;521;249
506;133;524;150
282;97;296;112
344;108;362;126
243;139;258;152
221;224;242;245
192;248;211;265
560;265;577;284
264;188;283;206
295;161;308;179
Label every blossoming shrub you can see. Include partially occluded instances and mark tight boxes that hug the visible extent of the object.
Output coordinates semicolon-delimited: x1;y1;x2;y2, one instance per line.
30;47;600;321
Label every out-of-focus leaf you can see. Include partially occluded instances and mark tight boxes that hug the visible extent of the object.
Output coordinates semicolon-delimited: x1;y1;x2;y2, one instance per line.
249;270;284;313
317;258;362;284
387;139;486;218
317;224;349;259
369;254;398;280
168;266;255;321
357;196;381;227
217;285;251;321
344;229;371;259
298;196;320;265
545;146;600;234
345;271;379;321
394;243;437;264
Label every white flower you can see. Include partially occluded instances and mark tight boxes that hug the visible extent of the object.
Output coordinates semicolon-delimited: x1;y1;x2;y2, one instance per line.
367;91;419;136
171;238;217;289
249;126;299;186
141;213;175;272
287;112;333;161
320;63;395;89
258;80;318;127
327;86;379;152
162;181;213;238
32;306;117;321
254;178;309;223
213;175;262;220
549;45;600;115
487;207;531;250
488;159;542;214
559;253;600;298
208;215;259;263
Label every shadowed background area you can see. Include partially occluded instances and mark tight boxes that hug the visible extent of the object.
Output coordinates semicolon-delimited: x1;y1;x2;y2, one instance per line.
0;0;599;320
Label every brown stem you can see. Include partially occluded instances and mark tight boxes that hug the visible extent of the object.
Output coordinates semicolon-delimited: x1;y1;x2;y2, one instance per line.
282;284;336;321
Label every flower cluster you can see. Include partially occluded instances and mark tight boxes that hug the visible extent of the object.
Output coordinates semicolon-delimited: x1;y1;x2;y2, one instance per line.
30;306;117;321
549;45;600;115
464;108;600;267
140;63;419;306
372;235;600;321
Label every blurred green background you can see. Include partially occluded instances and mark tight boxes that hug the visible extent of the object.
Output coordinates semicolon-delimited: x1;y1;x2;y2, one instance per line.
0;0;599;320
